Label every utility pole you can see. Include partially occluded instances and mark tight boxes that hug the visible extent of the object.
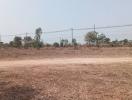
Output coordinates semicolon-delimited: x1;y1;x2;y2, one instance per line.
94;24;96;32
25;33;28;44
71;28;74;46
94;24;98;46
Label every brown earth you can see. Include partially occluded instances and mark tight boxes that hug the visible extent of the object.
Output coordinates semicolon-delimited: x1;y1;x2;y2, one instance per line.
0;47;132;100
0;47;132;60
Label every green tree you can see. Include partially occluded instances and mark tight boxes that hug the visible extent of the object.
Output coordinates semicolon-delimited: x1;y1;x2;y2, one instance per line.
60;39;69;47
53;42;59;47
23;36;33;48
98;34;106;43
13;36;22;48
123;39;128;45
34;27;43;48
104;38;111;44
24;36;32;42
72;38;77;46
85;31;98;45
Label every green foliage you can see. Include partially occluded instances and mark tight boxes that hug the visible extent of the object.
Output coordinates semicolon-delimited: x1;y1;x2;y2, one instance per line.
72;38;78;46
35;27;42;42
60;39;69;47
33;41;43;49
23;36;33;48
98;34;106;43
85;31;111;47
53;42;59;47
85;31;98;45
13;36;22;48
24;36;32;42
34;27;43;48
104;38;111;44
123;39;128;45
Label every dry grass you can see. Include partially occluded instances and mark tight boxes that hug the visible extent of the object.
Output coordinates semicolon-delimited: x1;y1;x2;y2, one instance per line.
0;47;132;100
0;63;132;100
0;47;132;60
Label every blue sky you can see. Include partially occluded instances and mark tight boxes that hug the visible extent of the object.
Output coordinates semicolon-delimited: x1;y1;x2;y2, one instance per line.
0;0;132;43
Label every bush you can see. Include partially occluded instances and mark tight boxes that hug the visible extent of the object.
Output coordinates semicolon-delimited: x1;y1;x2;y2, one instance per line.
53;42;59;47
33;41;43;49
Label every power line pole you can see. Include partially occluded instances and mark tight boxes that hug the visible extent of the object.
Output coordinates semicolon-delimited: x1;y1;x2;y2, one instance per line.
94;24;96;32
25;33;28;44
71;28;73;46
94;24;98;46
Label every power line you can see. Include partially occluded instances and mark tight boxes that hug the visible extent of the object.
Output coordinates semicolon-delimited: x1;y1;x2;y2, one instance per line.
1;33;33;37
1;24;132;37
43;29;70;34
74;24;132;31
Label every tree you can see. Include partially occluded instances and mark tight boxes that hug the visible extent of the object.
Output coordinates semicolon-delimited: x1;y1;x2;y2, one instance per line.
72;38;78;46
24;36;32;42
112;39;119;47
34;27;43;48
85;31;98;45
123;39;128;45
13;36;22;48
98;34;106;44
23;36;33;48
104;38;111;44
60;39;69;47
9;41;14;47
53;42;59;47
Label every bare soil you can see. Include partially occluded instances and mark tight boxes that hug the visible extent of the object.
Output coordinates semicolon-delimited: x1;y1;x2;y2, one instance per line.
0;47;132;100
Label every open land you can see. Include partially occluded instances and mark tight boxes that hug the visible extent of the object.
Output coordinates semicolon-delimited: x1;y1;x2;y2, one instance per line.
0;47;132;100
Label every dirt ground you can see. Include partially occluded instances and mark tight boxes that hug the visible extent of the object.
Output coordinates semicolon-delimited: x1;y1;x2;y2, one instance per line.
0;47;132;100
0;47;132;60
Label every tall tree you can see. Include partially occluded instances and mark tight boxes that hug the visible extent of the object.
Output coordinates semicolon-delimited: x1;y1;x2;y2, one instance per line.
85;31;98;45
34;27;43;48
35;27;42;43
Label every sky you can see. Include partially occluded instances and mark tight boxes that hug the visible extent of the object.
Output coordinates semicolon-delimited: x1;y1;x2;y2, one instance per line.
0;0;132;43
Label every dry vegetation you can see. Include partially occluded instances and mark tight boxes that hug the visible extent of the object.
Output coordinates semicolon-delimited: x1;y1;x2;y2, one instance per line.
0;47;132;100
1;63;132;100
0;47;132;60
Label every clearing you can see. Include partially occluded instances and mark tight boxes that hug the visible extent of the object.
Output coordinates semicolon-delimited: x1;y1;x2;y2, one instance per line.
0;47;132;100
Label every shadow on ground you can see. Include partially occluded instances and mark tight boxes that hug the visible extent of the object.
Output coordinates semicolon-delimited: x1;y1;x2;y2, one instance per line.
0;82;38;100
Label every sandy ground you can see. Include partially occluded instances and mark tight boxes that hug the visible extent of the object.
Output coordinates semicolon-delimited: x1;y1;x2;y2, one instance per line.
0;57;132;68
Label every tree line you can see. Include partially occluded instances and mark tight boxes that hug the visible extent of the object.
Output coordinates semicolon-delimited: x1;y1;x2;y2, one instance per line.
0;29;132;48
85;31;132;47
